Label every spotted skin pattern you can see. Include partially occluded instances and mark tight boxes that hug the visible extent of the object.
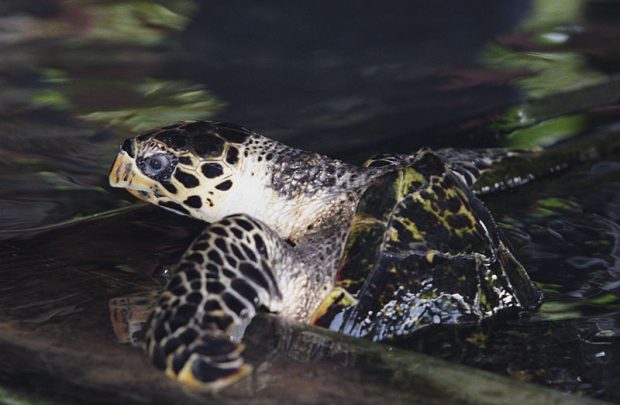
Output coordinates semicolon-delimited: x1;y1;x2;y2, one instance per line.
109;120;541;391
145;215;287;388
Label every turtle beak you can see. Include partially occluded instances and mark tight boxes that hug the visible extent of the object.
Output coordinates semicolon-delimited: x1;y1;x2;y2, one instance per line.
109;143;153;198
109;151;133;187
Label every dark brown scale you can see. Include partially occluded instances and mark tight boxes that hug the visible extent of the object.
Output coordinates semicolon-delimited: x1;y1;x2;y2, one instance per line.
202;314;233;331
159;201;190;215
168;274;183;290
175;304;197;321
216;127;250;143
181;121;208;131
171;286;187;296
162;182;178;194
168;313;187;332
235;219;254;231
178;156;192;165
226;147;239;165
222;292;248;315
201;163;224;178
206;281;225;294
186;292;203;304
230;243;245;259
163;336;182;353
229;227;243;239
171;350;191;374
179;328;199;346
197;334;239;357
210;227;228;237
184;195;202;209
151;343;167;370
174;170;200;188
215;180;233;191
431;184;446;199
419;190;433;201
204;300;222;311
121;139;135;157
192;133;226;158
231;278;259;307
239;263;270;291
192;360;238;382
222;268;237;279
414;152;446;177
153;322;167;342
241;244;257;262
154;130;189;150
215;238;228;253
261;259;278;290
444;196;462;213
205;264;220;275
253;234;267;257
225;255;238;268
185;253;204;264
447;214;473;229
184;268;201;281
207;250;224;266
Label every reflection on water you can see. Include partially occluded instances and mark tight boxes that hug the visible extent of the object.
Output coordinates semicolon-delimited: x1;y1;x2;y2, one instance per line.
1;0;620;403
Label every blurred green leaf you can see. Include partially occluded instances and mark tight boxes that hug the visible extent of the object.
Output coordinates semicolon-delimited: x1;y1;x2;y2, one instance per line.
505;115;585;148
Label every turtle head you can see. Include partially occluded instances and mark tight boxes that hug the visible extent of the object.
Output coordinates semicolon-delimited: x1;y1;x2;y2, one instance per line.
110;120;369;239
109;121;256;222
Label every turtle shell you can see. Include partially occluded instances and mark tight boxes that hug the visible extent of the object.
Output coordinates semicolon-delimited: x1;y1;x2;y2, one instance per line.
313;150;542;340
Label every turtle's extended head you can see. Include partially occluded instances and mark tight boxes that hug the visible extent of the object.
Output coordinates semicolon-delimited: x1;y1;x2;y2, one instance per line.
109;121;257;222
110;120;370;239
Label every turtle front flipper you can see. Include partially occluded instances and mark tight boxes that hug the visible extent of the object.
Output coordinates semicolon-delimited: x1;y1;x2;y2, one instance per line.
144;214;284;391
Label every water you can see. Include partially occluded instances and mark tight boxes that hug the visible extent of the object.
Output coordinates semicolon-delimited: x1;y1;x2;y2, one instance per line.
1;0;620;403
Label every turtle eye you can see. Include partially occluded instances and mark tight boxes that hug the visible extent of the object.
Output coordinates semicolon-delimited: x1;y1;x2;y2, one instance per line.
144;154;170;176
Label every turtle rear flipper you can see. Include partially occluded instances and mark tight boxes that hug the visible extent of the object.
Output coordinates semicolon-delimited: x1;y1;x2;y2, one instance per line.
144;214;286;391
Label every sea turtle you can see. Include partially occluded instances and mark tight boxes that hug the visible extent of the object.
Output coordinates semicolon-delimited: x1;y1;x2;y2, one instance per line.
108;120;542;391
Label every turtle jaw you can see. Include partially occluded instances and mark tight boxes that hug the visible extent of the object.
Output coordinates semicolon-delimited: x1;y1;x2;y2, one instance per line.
109;150;157;203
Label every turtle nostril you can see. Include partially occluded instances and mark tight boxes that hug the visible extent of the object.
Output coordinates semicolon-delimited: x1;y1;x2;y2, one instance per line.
121;139;135;158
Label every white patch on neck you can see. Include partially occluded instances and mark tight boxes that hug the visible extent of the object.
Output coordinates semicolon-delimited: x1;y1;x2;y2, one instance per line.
222;154;335;240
